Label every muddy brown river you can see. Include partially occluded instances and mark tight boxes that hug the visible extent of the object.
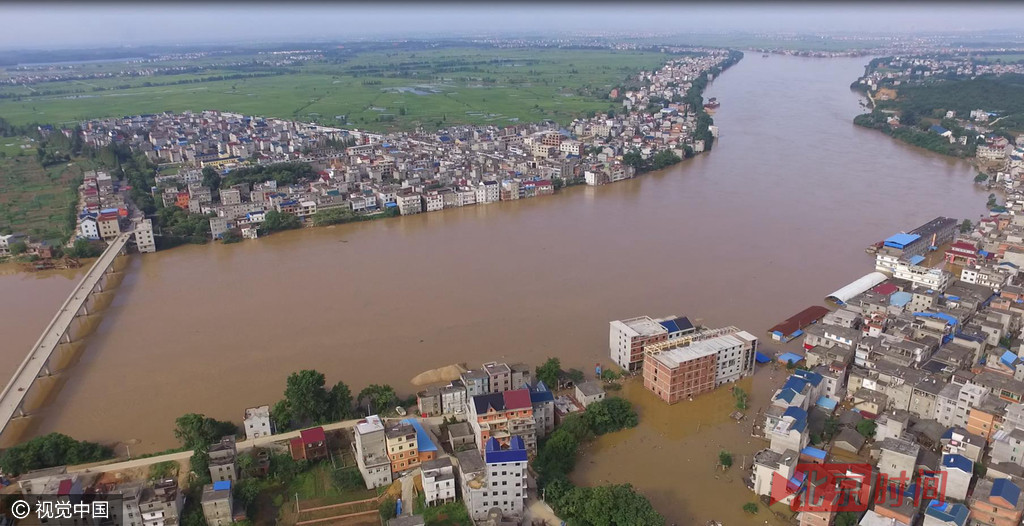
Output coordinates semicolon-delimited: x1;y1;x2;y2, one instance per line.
0;53;988;520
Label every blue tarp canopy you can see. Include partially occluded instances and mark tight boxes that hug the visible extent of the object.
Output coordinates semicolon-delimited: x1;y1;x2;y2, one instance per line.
884;233;921;249
816;396;838;411
801;447;827;460
213;480;231;491
1001;350;1018;368
755;352;772;364
909;255;926;265
778;352;804;364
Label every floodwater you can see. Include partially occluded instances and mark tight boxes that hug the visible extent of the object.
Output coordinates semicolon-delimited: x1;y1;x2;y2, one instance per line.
0;52;986;481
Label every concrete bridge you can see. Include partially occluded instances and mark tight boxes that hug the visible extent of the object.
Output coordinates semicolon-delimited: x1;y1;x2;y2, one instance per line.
0;232;134;437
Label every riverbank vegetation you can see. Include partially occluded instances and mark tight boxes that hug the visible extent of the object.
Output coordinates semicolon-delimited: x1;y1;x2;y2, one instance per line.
853;110;978;157
0;433;113;475
532;397;662;525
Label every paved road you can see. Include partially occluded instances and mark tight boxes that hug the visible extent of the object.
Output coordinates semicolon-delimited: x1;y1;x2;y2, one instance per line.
0;233;133;437
69;415;449;475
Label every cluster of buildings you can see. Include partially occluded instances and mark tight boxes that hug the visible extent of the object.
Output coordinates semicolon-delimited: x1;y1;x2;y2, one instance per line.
855;54;1024;93
608;314;758;404
60;50;732;244
746;212;1024;526
74;170;155;253
346;359;606;525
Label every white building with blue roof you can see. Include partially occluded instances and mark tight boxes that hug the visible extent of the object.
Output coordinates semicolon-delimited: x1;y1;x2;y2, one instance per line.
922;500;968;526
939;453;973;501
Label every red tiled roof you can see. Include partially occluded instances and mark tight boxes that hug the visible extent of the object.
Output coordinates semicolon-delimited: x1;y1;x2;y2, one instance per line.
57;479;72;496
289;437;303;458
300;426;326;444
502;389;532;410
872;283;899;296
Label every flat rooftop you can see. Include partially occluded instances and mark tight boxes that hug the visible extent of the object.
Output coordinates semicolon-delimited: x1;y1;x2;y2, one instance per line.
615;316;667;337
650;334;743;369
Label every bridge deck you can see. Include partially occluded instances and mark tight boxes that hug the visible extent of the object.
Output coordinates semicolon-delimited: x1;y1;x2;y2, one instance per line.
0;232;133;437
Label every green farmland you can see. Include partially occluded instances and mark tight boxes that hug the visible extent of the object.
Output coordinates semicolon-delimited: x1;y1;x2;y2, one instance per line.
0;145;80;241
0;48;671;131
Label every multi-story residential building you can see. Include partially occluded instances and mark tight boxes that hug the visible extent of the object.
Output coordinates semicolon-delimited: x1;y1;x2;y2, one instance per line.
201;481;235;526
461;370;490;397
420;457;456;507
385;421;419;473
483;362;513;393
642;329;757;404
207;436;238;483
396;191;423;215
528;381;555;437
878;438;921;482
138;479;184;526
79;217;100;240
457;437;529;522
969;478;1024;526
417;387;442;416
467;389;536;454
243;405;272;440
97;211;121;240
352;416;393;490
440;381;468;415
134;219;156;253
608;316;669;372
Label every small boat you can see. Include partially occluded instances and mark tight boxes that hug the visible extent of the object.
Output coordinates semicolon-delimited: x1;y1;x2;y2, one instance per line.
865;240;883;254
395;406;407;416
703;97;720;110
762;53;769;58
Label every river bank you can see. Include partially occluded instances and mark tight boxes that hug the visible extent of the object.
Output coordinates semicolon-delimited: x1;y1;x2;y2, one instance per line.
0;54;988;457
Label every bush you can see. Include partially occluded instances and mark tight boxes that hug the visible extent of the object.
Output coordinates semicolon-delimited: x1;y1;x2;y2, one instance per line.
743;502;759;514
719;450;733;469
0;433;113;475
149;461;178;480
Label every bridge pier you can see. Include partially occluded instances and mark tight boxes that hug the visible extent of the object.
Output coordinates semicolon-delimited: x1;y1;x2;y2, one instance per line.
61;329;71;344
16;402;26;418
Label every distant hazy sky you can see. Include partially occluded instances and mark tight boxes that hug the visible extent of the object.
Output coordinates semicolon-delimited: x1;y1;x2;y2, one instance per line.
4;3;1024;50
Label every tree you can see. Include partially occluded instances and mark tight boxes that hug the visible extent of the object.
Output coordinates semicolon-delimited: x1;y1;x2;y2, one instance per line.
534;429;579;483
233;479;262;512
650;149;681;170
974;461;988;478
330;381;354;420
358;384;398;414
0;433;113;475
582;397;638;435
173;413;237;450
558;413;594;443
202;167;221;193
835;511;860;526
566;368;585;384
271;399;293;433
190;448;211;485
535;357;561;388
719;450;733;469
9;241;27;255
732;386;749;410
856;419;877;438
960;218;974;232
284;370;332;425
66;238;102;258
823;416;840;441
742;502;759;514
260;210;302;234
622;150;643;169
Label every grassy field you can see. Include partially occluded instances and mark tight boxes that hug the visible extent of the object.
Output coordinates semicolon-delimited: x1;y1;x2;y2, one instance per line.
0;48;670;131
0;144;80;240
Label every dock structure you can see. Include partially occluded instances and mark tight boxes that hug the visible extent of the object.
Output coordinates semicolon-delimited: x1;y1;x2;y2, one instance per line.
0;232;133;436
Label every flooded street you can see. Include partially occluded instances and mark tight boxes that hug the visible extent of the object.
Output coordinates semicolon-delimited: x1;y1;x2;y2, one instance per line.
0;51;987;477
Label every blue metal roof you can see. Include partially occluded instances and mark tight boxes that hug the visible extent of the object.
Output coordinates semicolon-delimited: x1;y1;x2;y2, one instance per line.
783;406;808;433
816;396;838;411
755;352;772;364
1001;350;1018;368
930;125;950;135
485;436;527;464
400;418;438;453
783;377;810;393
775;389;797;404
213;480;231;491
801;447;827;460
884;233;921;248
909;254;926;265
942;453;972;473
778;352;804;364
529;381;554;403
924;500;968;526
890;291;913;307
914;312;958;327
992;479;1021;507
793;369;823;386
659;319;680;333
